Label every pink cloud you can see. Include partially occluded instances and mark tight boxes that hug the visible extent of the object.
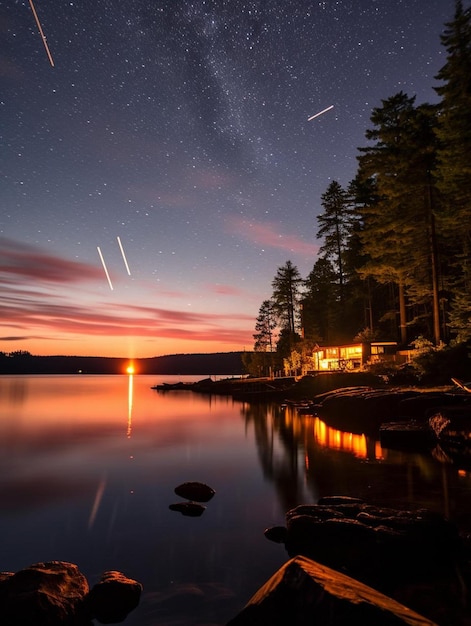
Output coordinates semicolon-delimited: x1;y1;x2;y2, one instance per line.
205;283;245;296
228;217;319;256
0;239;255;350
0;237;102;283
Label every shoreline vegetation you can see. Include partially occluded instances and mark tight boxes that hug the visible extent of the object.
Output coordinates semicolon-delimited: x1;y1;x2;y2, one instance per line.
153;371;460;400
0;351;245;376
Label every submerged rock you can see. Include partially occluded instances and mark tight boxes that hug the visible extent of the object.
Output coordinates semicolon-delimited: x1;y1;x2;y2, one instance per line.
174;481;215;502
169;501;207;517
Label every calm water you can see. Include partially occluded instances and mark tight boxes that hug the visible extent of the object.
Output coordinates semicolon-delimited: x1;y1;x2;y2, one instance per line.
1;375;471;625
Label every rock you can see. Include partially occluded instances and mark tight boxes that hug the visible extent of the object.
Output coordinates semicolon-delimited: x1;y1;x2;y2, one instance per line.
169;501;207;516
285;500;462;578
226;555;438;625
0;562;142;626
87;570;142;624
317;495;364;506
0;561;90;626
264;526;288;543
174;481;215;502
282;498;465;624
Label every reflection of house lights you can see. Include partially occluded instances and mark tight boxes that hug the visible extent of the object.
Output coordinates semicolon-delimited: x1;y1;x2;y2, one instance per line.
313;417;368;458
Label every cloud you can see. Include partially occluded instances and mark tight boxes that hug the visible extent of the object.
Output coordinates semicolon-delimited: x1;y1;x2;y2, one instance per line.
0;336;31;342
205;283;245;296
228;217;319;255
0;237;102;283
0;238;255;348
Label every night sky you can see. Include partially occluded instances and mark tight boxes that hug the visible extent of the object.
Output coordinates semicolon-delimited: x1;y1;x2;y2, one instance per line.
1;0;452;358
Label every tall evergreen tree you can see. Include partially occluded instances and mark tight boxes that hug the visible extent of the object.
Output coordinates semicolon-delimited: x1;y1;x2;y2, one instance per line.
253;300;277;352
316;180;354;305
434;0;471;340
434;0;471;213
302;257;339;342
271;260;303;338
357;92;441;345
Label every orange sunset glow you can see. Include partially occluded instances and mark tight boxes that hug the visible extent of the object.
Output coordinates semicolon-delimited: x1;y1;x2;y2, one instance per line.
0;238;259;358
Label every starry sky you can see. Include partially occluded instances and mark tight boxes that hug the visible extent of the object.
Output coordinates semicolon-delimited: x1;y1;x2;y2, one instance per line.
1;0;453;358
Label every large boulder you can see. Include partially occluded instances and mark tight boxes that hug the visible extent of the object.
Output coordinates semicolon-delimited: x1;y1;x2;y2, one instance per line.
0;561;90;626
275;498;466;624
284;500;462;586
86;570;142;624
226;555;438;626
0;562;142;625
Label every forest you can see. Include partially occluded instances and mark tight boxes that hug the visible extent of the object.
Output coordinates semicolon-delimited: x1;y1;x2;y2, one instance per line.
246;2;471;379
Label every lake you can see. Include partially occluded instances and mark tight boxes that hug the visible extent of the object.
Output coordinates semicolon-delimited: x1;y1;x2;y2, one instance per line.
1;374;471;625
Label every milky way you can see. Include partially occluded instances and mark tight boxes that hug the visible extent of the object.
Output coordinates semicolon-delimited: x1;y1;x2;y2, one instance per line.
0;0;452;357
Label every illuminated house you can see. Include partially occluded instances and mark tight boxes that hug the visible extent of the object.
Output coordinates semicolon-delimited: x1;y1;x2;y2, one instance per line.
311;342;399;371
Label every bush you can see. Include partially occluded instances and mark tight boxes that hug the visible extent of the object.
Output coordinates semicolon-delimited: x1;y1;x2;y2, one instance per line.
409;340;471;385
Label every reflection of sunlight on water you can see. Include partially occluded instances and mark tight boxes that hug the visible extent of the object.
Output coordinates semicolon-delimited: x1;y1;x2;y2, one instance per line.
89;374;134;530
127;374;133;438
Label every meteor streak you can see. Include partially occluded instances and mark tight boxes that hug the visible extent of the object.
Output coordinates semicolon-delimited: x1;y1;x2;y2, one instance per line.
97;246;113;291
28;0;55;67
117;236;131;275
308;104;334;121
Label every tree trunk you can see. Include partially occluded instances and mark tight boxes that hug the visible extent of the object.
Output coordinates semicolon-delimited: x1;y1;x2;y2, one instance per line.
398;281;407;346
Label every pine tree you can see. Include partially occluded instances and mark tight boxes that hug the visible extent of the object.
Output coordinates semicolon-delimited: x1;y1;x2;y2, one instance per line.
271;260;303;338
434;0;471;340
316;180;354;305
253;300;277;352
434;0;471;214
302;257;339;343
356;93;441;344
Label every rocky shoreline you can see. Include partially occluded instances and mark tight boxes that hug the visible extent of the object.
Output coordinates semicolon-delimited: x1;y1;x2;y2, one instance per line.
259;495;469;625
9;495;469;625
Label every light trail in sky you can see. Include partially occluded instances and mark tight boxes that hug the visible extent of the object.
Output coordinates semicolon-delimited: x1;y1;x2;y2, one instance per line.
28;0;55;67
308;104;334;121
97;246;113;290
117;236;131;275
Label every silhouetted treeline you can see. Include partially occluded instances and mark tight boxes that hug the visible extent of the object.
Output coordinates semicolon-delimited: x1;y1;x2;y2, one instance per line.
0;352;246;375
252;3;471;362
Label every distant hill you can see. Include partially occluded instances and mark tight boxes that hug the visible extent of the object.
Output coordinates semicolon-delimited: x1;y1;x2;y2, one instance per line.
0;352;247;375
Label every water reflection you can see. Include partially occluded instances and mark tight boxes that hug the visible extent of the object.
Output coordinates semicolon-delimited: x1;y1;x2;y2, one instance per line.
240;401;313;512
240;399;471;535
127;373;133;439
1;376;471;625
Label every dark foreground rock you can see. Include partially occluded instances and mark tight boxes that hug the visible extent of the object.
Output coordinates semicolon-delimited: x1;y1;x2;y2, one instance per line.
226;555;437;626
0;561;142;626
263;496;467;624
86;570;142;624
